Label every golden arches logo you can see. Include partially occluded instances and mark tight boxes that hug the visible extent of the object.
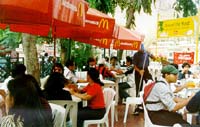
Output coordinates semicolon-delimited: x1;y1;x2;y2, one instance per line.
77;2;83;17
132;42;139;48
98;19;109;29
114;40;120;47
99;39;108;45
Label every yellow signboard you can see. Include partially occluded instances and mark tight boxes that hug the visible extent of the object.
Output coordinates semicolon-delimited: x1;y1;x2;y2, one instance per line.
157;17;195;38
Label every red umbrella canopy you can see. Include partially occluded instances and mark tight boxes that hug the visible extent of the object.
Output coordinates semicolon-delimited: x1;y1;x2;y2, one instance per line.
77;25;144;50
112;25;144;50
54;8;115;39
0;0;89;36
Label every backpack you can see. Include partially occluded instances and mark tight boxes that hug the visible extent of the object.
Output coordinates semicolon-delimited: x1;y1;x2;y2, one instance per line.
143;81;165;103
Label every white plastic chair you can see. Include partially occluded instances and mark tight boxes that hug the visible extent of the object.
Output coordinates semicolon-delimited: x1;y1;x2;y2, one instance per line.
123;96;143;123
49;103;66;127
123;80;152;123
141;93;171;127
49;100;78;127
83;88;116;127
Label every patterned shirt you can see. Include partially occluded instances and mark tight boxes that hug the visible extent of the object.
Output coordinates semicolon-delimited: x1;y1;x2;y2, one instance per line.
0;115;23;127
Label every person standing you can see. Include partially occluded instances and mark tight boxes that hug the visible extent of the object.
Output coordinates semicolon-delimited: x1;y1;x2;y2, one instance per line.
132;43;155;115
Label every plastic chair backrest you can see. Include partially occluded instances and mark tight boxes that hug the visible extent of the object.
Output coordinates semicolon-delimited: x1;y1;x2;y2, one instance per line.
49;103;66;127
49;100;78;127
103;88;116;108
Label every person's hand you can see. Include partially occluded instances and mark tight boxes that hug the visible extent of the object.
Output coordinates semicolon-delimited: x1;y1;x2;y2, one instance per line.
66;84;79;92
0;90;6;100
139;70;144;76
68;88;76;95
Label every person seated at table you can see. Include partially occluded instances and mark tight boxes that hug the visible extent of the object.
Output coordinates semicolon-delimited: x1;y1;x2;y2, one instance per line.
186;90;200;125
178;62;193;80
145;65;194;126
104;56;110;67
170;63;188;93
64;59;87;84
0;75;53;127
97;59;115;82
82;57;97;71
0;63;26;92
109;56;123;74
41;62;64;89
43;72;72;100
68;68;105;127
118;56;134;102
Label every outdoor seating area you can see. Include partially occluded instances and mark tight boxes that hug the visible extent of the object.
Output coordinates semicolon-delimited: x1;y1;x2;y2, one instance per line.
1;0;200;127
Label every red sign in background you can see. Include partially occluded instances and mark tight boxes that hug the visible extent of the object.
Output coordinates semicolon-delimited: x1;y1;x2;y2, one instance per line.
173;52;194;64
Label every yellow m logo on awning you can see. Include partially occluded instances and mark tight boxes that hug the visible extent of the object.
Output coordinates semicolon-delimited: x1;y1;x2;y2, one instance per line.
98;19;109;29
77;2;83;17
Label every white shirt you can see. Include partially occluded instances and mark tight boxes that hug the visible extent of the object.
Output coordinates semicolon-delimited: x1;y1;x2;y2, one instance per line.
64;67;78;83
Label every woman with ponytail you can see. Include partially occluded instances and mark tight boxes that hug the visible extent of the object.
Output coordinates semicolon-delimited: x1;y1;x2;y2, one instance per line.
68;68;105;127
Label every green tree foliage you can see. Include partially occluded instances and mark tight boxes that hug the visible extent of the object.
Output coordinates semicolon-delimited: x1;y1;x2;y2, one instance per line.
173;0;198;17
71;42;93;70
0;29;21;51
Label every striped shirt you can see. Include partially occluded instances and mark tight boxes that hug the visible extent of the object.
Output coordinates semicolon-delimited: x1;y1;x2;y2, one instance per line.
0;115;23;127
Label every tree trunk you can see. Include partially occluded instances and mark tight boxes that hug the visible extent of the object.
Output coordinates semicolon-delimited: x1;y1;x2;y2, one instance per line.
60;39;72;66
22;33;40;84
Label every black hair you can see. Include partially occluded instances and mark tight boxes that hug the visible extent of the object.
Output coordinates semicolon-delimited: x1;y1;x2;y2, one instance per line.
87;68;104;86
87;57;95;64
65;59;75;67
51;63;64;74
182;62;191;68
126;56;132;64
7;75;53;127
11;63;26;78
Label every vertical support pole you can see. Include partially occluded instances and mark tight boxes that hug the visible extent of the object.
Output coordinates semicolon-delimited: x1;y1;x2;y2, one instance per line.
195;15;199;63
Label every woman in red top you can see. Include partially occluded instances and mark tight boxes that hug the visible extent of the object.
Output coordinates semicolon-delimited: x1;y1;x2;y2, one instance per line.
69;68;105;127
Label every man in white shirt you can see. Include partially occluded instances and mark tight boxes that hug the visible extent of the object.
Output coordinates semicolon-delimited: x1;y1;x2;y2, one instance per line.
64;60;87;84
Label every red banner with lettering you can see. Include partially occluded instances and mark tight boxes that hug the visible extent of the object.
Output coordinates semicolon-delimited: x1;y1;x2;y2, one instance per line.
173;52;194;64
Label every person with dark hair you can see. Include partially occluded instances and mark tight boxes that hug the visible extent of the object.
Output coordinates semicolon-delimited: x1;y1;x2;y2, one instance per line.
64;59;87;84
68;68;105;127
145;65;193;126
109;56;123;74
11;63;26;78
0;63;26;93
40;62;64;90
178;62;193;80
118;56;134;102
0;75;53;127
83;57;97;71
43;72;72;100
51;62;64;74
